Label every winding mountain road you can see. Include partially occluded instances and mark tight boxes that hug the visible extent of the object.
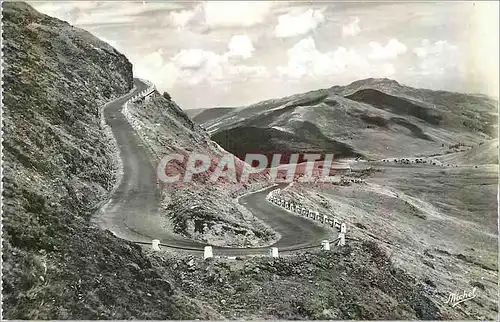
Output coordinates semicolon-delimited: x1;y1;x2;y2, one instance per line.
93;78;332;256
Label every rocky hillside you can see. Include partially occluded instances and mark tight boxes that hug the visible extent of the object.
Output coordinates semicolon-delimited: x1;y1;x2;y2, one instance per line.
1;3;195;319
202;78;498;161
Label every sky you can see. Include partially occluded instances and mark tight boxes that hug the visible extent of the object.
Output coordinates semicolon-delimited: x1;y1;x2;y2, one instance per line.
31;1;499;110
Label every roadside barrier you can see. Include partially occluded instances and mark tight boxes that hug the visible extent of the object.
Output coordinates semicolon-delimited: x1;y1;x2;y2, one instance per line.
204;246;213;259
128;79;155;104
265;188;347;246
144;234;347;259
152;239;161;251
266;188;346;232
139;187;350;257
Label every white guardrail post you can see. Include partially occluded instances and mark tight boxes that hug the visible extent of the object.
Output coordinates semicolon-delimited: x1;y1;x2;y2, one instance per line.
269;247;279;258
338;233;346;246
321;240;330;251
152;239;161;251
338;223;347;246
204;246;213;259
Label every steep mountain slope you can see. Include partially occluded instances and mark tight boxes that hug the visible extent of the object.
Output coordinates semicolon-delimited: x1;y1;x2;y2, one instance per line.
1;3;196;319
202;79;497;161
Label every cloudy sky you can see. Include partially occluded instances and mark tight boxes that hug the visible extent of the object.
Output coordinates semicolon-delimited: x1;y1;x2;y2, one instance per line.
31;1;499;110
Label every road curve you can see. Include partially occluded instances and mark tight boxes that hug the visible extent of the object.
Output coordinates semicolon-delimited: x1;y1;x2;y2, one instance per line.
93;78;332;255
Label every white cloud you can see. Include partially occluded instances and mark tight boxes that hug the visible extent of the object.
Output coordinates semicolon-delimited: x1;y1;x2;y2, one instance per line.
133;37;268;89
413;39;458;58
171;57;269;87
226;35;255;59
368;38;407;60
95;34;120;50
329;47;370;72
412;39;460;75
276;37;369;79
31;1;497;102
168;1;276;29
204;1;275;27
274;8;326;38
30;2;97;20
381;63;396;76
169;7;200;29
172;49;222;70
31;1;183;26
277;37;408;81
342;17;360;38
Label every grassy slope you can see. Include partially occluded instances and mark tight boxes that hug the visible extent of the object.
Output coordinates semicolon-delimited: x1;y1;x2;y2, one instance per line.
280;164;498;320
436;139;499;165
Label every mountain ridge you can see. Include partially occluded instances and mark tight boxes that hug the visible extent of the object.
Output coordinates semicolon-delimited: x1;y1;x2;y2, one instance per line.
198;77;497;161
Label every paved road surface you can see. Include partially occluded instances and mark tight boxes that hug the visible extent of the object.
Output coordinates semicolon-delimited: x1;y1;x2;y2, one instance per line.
93;78;332;256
